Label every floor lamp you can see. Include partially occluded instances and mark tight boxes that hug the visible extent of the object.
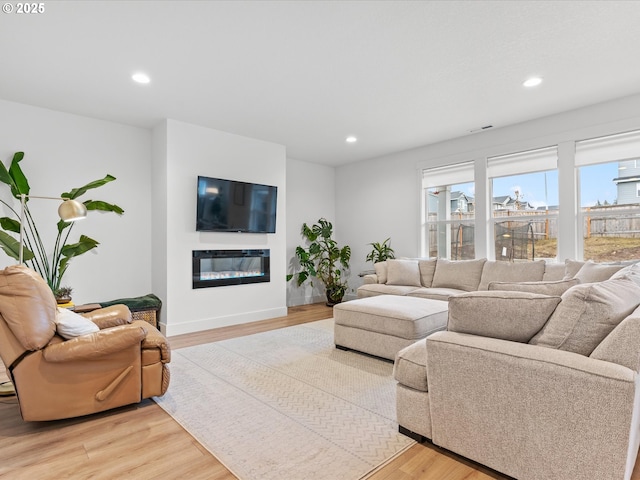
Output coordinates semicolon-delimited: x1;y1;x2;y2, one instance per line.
0;194;88;397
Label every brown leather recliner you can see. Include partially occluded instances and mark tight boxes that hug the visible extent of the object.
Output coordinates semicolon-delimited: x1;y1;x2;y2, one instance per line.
0;265;170;421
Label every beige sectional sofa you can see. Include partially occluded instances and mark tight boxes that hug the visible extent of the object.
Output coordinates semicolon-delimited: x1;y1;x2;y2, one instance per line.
391;260;640;480
357;257;624;300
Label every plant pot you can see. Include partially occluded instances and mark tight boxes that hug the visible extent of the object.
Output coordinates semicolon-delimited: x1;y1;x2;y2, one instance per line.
56;296;72;304
325;285;346;307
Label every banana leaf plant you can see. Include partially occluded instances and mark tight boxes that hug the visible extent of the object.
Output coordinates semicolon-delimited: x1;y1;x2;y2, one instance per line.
0;151;124;292
287;218;351;305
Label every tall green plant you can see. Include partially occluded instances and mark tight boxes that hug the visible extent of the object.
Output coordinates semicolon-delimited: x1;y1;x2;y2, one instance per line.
0;151;124;291
287;218;351;305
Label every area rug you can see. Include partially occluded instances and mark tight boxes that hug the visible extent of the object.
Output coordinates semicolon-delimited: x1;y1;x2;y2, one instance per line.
154;318;415;480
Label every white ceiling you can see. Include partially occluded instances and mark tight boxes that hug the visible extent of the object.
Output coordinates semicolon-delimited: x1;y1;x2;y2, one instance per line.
2;1;640;166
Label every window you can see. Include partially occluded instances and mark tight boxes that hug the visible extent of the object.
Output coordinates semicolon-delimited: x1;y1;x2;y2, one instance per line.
422;162;474;259
576;130;640;262
488;147;558;260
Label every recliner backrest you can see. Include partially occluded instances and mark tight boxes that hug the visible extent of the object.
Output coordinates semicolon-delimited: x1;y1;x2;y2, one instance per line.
0;265;56;351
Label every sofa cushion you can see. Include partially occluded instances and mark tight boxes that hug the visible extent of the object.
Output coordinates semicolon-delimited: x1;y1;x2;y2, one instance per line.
488;278;579;296
357;283;420;298
529;277;640;355
563;259;585;279
477;260;546;291
431;258;487;292
610;261;640;287
574;260;624;283
419;259;437;287
386;259;421;287
542;263;566;281
374;261;388;284
407;287;466;302
448;291;561;343
590;305;640;371
394;340;428;392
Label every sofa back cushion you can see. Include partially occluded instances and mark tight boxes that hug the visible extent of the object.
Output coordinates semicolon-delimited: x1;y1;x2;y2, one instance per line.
488;278;579;296
374;261;388;284
529;276;640;356
478;260;545;291
386;259;421;287
563;259;585;279
542;263;566;281
431;258;487;292
448;291;561;342
573;260;624;283
418;259;437;287
610;261;640;287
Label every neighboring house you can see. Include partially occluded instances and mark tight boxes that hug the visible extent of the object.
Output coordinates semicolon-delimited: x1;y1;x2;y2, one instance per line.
450;191;473;213
493;195;533;211
426;190;474;215
614;159;640;205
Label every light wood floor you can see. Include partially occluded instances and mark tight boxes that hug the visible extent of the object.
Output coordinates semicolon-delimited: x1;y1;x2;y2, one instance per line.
1;303;639;479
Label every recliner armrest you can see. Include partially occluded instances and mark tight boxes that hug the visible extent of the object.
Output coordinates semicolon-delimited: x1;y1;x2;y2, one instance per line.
42;324;146;362
133;320;171;363
82;304;132;329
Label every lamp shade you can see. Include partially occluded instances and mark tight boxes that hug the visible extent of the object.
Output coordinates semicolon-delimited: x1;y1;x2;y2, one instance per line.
58;199;87;222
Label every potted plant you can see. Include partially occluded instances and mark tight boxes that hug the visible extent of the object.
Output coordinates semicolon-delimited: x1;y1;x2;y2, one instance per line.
54;286;73;304
366;237;395;264
287;218;351;306
0;151;124;293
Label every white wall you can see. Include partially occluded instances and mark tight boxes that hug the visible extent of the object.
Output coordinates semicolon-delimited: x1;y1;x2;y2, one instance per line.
286;157;335;306
336;92;640;288
0;99;152;304
153;119;287;336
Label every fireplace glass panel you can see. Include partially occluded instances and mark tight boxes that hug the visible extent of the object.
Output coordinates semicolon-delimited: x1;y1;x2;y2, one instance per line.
193;249;270;288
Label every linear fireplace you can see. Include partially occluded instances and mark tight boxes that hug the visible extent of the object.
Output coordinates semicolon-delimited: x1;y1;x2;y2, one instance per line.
192;249;270;289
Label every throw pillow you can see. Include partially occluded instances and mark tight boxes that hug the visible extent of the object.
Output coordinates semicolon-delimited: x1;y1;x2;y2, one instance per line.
574;260;624;283
55;307;100;339
488;278;579;296
374;261;388;284
448;291;561;343
431;258;487;292
386;259;421;287
418;259;437;287
477;260;546;291
610;261;640;287
529;277;640;356
563;259;585;280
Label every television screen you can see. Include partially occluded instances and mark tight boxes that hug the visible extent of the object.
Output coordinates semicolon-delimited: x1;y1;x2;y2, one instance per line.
196;176;277;233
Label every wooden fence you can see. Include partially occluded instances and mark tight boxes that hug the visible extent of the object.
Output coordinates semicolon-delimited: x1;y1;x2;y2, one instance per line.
427;204;640;258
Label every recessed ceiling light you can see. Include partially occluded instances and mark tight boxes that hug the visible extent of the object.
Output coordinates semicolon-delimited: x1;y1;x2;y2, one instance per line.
345;136;357;143
132;72;151;84
523;77;543;88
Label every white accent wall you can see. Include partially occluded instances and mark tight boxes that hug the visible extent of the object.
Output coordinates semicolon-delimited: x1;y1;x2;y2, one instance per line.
0;99;152;304
286;157;335;306
152;119;287;336
336;92;640;289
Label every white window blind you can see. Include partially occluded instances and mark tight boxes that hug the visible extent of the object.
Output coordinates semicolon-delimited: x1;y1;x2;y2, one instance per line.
422;161;474;188
575;130;640;166
487;146;557;178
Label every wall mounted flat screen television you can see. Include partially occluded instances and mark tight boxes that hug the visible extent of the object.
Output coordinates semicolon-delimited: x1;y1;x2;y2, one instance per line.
196;176;277;233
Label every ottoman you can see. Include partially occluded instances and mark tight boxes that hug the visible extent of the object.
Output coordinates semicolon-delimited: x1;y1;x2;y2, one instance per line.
333;295;448;361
